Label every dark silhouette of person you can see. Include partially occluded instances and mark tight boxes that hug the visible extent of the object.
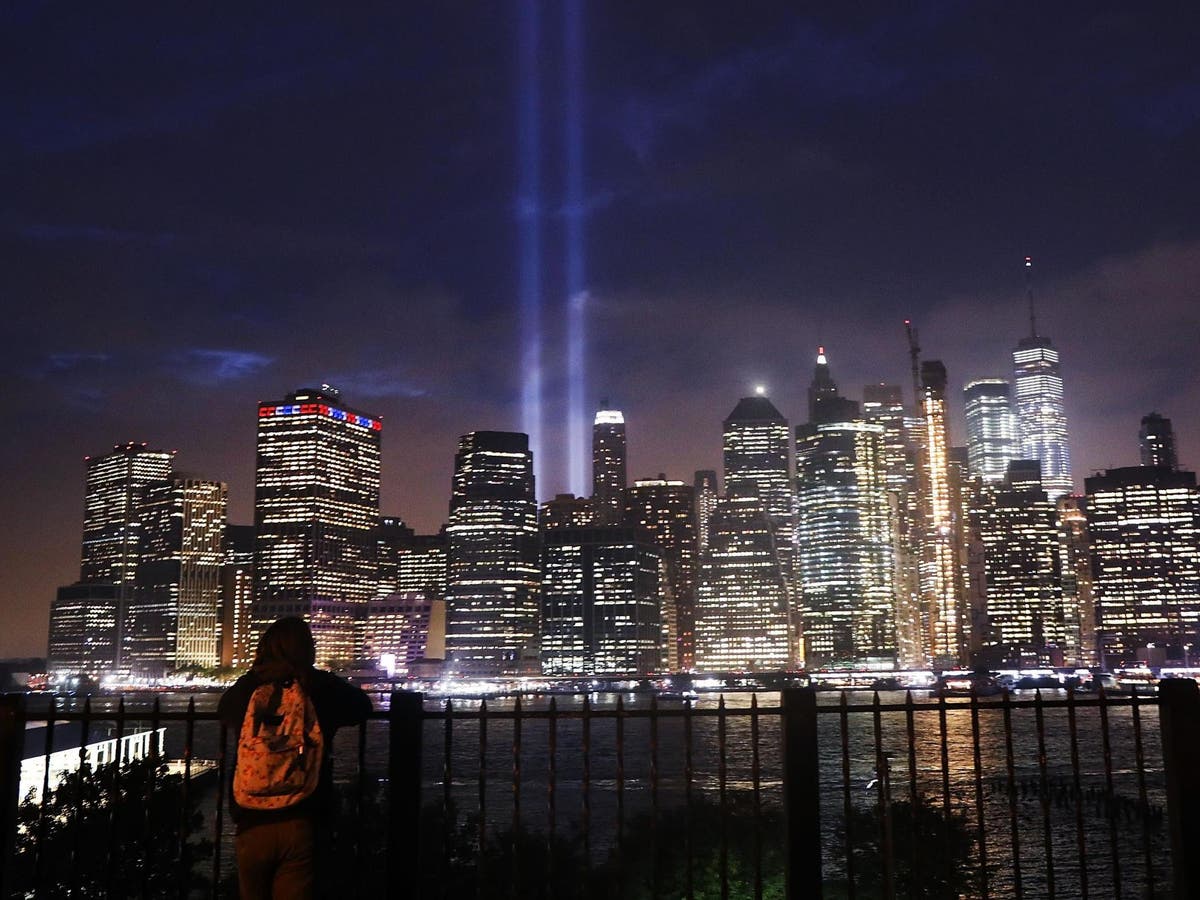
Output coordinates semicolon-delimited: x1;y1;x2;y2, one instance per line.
219;617;372;899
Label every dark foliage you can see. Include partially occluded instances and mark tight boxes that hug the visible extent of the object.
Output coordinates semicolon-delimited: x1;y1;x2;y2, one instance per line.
13;756;212;898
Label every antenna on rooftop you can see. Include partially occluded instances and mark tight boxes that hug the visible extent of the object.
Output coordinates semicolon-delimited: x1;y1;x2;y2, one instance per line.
1025;256;1037;338
904;319;921;413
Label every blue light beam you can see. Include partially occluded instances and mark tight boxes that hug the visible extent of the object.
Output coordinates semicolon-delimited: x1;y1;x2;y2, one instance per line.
564;0;587;497
518;0;543;496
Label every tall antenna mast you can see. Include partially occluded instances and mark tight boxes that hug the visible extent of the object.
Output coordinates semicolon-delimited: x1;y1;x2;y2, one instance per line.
1025;255;1037;338
904;319;921;413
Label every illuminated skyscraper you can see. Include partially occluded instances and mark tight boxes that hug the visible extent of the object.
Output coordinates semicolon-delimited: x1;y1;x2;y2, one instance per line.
1140;412;1178;470
592;407;627;525
366;594;446;674
973;462;1066;665
540;494;594;530
445;431;540;675
1013;261;1072;497
220;524;255;669
80;442;175;587
963;379;1017;483
918;361;967;666
1058;496;1095;665
863;384;923;667
1086;466;1200;664
253;386;382;666
48;583;120;675
377;518;447;601
723;394;793;594
624;476;698;672
125;477;227;674
693;470;719;552
540;526;662;676
796;416;896;666
694;492;791;671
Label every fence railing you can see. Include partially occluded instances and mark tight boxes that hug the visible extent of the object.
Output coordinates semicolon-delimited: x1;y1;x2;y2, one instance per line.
1;680;1198;898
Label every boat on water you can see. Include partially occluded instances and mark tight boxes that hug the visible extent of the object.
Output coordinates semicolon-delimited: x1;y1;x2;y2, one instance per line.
933;672;1003;697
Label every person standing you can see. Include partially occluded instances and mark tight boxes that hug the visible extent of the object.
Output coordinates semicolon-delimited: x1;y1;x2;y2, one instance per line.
219;617;373;899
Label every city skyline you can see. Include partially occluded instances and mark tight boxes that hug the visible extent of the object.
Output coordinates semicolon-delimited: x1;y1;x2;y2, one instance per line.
5;5;1200;657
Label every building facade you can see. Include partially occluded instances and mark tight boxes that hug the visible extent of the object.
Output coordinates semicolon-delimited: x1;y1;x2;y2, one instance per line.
1013;335;1072;498
253;386;381;666
1140;412;1178;470
592;408;627;525
694;493;792;671
963;379;1017;483
125;478;227;674
540;526;662;676
693;469;719;553
1086;466;1200;664
445;431;540;675
623;476;698;672
47;583;121;675
365;594;446;674
220;524;255;669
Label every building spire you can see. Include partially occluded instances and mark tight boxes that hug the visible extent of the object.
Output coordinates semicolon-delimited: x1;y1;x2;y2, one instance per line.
1025;256;1037;339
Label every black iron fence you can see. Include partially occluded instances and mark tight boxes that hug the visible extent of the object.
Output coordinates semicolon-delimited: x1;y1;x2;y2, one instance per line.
2;680;1199;898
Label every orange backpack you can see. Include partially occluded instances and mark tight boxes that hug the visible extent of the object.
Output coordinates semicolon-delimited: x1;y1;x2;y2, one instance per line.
232;680;324;810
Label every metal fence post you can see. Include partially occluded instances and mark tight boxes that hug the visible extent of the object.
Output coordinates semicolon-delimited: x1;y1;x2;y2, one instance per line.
389;691;424;899
783;687;822;899
0;694;26;898
1160;677;1200;900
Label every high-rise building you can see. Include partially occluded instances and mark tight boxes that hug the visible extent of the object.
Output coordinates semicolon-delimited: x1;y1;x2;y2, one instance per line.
624;476;698;672
694;492;792;671
365;594;446;674
253;386;381;666
693;470;719;553
80;442;175;587
973;462;1066;665
796;417;896;667
47;583;120;675
723;394;793;597
1058;496;1095;665
125;477;227;674
540;494;594;530
963;379;1017;483
1013;263;1072;498
863;384;924;667
1140;412;1178;470
592;408;627;525
220;524;255;669
918;361;967;666
1086;466;1200;664
377;518;447;601
445;431;540;675
540;526;662;676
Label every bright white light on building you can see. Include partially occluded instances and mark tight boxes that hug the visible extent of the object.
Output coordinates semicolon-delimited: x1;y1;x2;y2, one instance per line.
754;385;766;396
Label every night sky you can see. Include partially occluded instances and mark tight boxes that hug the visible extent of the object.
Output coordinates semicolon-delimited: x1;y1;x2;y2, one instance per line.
4;4;1200;658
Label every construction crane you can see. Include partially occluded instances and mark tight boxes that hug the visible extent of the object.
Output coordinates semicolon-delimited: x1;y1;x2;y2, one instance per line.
904;319;921;414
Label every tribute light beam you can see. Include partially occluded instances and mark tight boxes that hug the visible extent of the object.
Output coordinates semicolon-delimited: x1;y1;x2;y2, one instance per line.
517;0;543;495
564;0;587;497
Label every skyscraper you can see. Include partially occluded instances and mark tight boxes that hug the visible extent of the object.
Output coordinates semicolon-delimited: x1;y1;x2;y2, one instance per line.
1058;496;1095;665
694;492;792;671
1013;260;1072;497
1086;466;1200;664
863;383;924;667
918;361;967;666
796;417;896;666
592;407;627;525
624;476;698;672
47;583;120;676
377;518;448;601
963;379;1017;483
693;470;719;552
540;494;594;530
445;431;540;675
125;477;227;674
540;526;662;676
220;524;255;669
80;442;174;587
253;386;381;666
973;462;1066;665
722;394;793;592
1140;412;1178;470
